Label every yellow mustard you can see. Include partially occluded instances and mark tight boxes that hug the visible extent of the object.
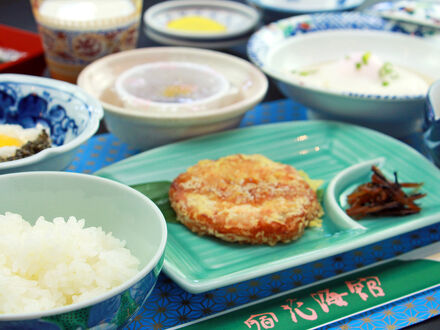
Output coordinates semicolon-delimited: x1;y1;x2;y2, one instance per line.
167;15;227;33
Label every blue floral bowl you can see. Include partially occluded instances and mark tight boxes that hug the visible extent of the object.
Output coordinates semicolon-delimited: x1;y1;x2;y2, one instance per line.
0;171;167;329
0;74;103;174
424;80;440;167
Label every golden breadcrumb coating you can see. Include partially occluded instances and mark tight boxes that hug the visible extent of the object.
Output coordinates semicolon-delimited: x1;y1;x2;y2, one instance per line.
169;154;323;246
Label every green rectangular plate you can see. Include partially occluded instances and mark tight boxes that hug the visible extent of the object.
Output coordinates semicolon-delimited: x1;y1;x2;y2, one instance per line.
96;121;440;293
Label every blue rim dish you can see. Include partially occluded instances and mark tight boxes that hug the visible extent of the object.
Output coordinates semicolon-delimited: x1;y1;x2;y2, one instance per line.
247;12;437;101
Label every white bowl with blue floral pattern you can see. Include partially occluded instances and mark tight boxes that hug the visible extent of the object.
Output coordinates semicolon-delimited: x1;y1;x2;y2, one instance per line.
247;12;440;137
0;74;103;174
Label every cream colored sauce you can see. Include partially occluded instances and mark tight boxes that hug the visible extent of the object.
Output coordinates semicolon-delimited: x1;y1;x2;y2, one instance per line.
291;52;431;95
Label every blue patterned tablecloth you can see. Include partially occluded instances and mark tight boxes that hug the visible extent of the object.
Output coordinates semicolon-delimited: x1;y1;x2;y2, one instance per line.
67;99;440;329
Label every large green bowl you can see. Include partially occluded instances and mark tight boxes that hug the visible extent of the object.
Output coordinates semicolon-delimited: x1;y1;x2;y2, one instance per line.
0;172;167;329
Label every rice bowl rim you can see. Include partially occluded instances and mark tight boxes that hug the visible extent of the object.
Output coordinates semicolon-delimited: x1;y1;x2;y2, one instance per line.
0;171;168;321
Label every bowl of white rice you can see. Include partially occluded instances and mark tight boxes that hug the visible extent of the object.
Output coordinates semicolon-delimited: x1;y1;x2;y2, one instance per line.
0;171;167;329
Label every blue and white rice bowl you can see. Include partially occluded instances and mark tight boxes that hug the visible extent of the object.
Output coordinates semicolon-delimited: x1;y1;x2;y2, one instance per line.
0;171;167;329
0;74;103;174
247;13;440;138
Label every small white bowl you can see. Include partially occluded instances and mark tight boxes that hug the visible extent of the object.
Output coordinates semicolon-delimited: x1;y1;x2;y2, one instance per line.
248;13;440;138
78;47;268;150
115;61;231;112
144;0;260;40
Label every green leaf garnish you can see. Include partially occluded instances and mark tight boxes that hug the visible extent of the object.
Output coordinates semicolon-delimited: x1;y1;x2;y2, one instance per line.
130;181;178;223
362;52;371;65
379;62;394;78
356;62;362;70
316;188;324;204
378;62;399;86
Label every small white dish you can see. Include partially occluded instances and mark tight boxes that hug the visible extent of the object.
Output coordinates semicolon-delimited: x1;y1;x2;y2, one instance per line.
115;61;231;112
247;0;366;14
78;47;268;150
144;0;260;41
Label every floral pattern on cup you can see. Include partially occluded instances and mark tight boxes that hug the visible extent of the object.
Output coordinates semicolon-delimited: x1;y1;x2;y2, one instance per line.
38;22;139;65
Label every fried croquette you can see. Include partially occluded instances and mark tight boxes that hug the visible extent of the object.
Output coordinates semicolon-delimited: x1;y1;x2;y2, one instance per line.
169;154;323;246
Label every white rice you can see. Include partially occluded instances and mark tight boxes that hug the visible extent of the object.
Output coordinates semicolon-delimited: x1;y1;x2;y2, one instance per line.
0;212;140;314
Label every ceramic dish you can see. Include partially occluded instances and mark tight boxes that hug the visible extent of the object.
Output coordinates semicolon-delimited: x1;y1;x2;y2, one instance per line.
423;79;440;167
144;25;251;49
96;121;440;293
247;0;366;15
247;13;440;138
77;47;268;150
144;0;260;41
0;172;167;328
0;74;103;174
367;0;440;30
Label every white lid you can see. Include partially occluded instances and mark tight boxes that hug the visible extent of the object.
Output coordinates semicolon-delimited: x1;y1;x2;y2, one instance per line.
115;61;233;112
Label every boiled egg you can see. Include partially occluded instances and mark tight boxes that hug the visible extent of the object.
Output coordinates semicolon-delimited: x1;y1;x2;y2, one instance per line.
0;124;47;159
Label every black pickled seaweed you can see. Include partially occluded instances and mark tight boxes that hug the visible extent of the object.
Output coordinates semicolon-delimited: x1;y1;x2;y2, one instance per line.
0;130;52;162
